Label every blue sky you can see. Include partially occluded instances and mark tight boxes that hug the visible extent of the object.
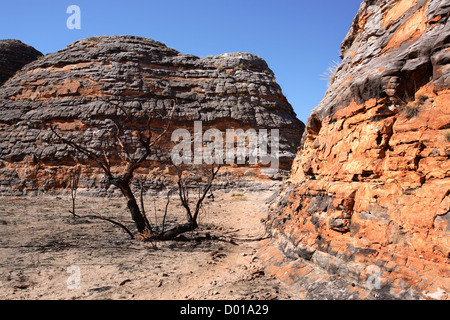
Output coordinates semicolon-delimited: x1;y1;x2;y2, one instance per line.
0;0;362;123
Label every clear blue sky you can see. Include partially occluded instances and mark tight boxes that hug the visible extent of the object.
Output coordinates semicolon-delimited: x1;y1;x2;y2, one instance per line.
0;0;362;123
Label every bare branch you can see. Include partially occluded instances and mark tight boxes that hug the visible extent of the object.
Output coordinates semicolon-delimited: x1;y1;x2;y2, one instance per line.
193;165;221;222
175;165;193;221
139;178;153;233
50;126;111;177
161;189;174;234
102;150;111;169
99;97;134;123
122;99;177;184
113;122;133;163
158;164;221;240
146;100;177;150
74;214;134;239
53;96;176;236
69;166;81;218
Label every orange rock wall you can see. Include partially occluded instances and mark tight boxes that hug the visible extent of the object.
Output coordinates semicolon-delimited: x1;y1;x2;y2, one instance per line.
267;0;449;299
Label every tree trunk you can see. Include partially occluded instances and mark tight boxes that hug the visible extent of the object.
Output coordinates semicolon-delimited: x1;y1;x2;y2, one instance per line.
114;179;146;233
157;220;198;240
127;198;146;234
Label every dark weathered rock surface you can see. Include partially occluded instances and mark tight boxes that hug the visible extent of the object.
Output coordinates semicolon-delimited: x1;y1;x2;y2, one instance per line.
308;0;450;128
0;40;42;86
0;35;304;194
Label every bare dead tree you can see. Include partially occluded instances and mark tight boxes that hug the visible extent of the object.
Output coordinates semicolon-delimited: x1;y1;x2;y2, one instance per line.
51;97;176;236
156;164;221;240
68;165;81;218
65;160;135;239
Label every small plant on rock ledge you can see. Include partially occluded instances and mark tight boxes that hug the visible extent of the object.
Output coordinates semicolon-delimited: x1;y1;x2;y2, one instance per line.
86;36;99;42
402;102;420;119
417;94;429;103
321;60;341;88
401;94;429;119
445;131;450;143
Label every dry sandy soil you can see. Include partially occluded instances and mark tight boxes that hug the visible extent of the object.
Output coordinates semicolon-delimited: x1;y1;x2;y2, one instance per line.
0;188;296;300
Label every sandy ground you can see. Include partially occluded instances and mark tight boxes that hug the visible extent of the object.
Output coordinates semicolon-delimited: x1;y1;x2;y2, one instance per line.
0;189;296;300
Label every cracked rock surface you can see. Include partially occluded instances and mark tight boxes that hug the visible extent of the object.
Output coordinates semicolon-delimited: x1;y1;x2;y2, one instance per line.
0;35;304;195
266;0;450;300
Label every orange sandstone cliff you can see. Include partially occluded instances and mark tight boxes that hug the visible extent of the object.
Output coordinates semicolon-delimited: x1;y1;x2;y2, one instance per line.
264;0;449;299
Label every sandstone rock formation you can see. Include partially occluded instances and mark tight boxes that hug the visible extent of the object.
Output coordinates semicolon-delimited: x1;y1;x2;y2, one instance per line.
0;36;304;195
266;0;449;299
0;39;42;86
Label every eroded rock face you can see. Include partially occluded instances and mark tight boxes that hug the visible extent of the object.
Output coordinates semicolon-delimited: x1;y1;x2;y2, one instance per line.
0;39;42;86
267;0;449;299
308;0;450;126
0;36;304;195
